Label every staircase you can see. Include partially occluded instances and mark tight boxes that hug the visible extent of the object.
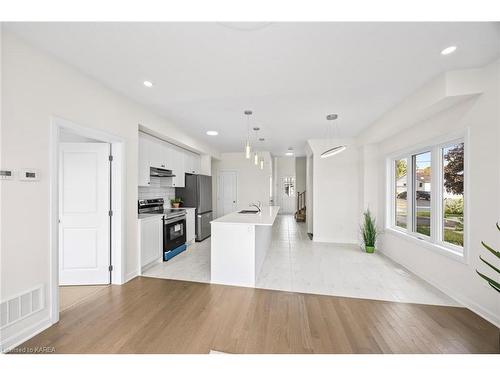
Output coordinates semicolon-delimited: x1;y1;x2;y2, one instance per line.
294;191;306;222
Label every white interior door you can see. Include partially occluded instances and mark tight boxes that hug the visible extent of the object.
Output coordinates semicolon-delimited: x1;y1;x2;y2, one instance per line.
218;171;237;216
280;176;296;214
59;143;110;285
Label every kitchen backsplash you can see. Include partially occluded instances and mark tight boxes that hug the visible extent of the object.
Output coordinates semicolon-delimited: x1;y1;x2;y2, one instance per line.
138;177;176;205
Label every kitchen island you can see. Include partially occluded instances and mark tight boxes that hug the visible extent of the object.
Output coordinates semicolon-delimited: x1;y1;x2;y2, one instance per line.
210;206;280;287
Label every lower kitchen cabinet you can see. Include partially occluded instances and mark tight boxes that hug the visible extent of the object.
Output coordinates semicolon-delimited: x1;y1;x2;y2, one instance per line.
139;216;163;270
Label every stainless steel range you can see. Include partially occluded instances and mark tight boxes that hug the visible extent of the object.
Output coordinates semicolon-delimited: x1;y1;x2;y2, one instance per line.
138;198;187;261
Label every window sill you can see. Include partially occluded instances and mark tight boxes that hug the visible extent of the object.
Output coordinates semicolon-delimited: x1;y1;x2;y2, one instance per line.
384;227;467;264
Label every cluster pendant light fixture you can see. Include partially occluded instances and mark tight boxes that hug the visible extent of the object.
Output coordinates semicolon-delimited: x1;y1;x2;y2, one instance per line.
243;110;265;170
321;114;347;158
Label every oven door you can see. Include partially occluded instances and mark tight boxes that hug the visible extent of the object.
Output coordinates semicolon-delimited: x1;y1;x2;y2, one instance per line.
163;216;187;253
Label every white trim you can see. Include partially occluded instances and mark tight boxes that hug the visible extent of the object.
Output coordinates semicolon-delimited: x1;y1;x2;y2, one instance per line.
1;317;52;353
124;270;138;283
385;129;469;264
49;116;127;329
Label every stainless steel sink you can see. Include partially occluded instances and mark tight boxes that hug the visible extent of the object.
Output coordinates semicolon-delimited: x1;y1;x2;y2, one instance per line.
238;210;259;214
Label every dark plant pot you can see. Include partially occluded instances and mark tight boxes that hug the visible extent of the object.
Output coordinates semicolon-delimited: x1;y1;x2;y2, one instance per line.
365;245;375;253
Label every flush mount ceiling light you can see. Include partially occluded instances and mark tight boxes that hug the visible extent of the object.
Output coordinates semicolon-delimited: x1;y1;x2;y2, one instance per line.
321;114;347;159
285;152;294;156
244;110;252;159
217;22;273;32
441;46;457;55
206;130;218;136
143;80;153;88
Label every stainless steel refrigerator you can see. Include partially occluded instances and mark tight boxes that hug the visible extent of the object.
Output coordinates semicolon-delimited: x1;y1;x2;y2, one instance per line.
175;174;212;241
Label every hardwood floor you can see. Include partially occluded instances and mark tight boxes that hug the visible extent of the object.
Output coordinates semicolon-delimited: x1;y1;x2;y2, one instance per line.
15;277;499;354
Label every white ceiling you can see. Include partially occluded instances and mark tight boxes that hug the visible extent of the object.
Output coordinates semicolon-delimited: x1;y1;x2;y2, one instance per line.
5;22;500;155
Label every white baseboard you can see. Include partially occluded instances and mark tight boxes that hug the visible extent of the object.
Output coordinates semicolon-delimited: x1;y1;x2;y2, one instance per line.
1;317;53;353
124;270;138;283
379;248;500;328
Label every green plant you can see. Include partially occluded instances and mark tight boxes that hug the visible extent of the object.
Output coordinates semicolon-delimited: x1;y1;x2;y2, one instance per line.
444;197;464;216
476;222;500;293
170;197;182;204
361;209;377;248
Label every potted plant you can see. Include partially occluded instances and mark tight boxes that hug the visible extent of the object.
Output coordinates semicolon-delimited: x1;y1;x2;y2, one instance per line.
361;209;377;253
170;197;182;208
476;222;500;293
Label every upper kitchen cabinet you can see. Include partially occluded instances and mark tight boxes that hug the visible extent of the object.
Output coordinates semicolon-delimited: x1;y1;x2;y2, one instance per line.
138;133;152;186
171;148;185;188
184;151;201;175
138;131;202;188
149;136;168;169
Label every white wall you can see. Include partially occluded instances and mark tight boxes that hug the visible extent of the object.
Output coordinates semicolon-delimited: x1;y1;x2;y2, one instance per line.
308;139;360;244
359;60;500;327
212;152;273;216
295;156;306;194
0;32;220;350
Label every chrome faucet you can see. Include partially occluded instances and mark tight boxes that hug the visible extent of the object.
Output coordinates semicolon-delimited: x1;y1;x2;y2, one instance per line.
249;201;262;212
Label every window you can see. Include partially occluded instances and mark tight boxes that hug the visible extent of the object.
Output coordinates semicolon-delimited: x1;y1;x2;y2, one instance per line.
394;159;407;229
388;137;466;256
442;143;464;247
283;177;295;197
413;151;431;236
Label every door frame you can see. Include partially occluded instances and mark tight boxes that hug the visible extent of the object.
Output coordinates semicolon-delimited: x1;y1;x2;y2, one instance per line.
49;116;126;325
217;169;238;217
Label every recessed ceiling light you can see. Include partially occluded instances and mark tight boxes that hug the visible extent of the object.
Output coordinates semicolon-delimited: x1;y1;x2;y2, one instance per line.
285;152;294;156
441;46;457;55
143;80;153;87
206;130;218;136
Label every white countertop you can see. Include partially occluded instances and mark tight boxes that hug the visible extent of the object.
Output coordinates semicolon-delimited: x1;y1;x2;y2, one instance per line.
211;206;280;226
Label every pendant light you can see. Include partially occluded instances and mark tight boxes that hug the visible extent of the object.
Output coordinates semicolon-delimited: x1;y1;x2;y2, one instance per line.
252;126;260;166
321;114;347;158
244;110;252;159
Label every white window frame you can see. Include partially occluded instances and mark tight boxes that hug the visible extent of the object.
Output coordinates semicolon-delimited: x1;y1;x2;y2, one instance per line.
385;130;469;263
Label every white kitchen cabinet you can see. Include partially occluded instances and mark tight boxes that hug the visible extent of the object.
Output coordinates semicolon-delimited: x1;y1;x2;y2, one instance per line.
138;132;202;188
183;151;201;175
149;137;168;169
139;216;163;270
138;133;152;186
193;155;201;174
171;148;185;188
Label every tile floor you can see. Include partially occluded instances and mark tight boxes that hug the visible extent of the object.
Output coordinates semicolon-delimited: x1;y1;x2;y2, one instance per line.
143;214;459;306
